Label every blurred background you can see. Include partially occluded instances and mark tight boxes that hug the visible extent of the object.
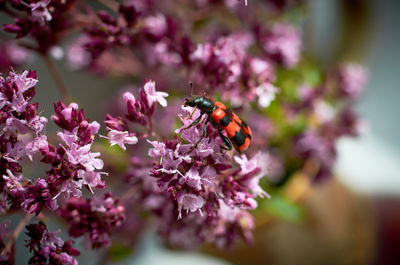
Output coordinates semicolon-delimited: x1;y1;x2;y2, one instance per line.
2;0;400;264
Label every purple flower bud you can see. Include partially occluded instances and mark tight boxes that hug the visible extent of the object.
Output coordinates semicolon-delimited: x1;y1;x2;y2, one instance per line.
2;23;22;34
59;193;125;249
104;114;128;131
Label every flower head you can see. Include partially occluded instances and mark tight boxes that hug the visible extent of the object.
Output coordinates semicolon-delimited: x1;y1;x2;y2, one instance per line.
59;193;125;249
25;222;80;265
144;81;169;107
255;82;279;108
262;23;301;68
338;63;368;99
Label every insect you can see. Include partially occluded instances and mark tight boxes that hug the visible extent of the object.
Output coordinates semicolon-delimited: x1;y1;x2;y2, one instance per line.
182;92;252;153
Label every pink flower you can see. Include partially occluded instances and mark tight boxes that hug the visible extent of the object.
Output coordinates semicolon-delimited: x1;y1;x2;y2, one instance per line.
234;154;258;175
159;151;183;175
295;130;334;167
143;14;167;36
57;130;78;147
250;58;275;82
58;193;125;249
147;140;167;158
59;179;83;199
77;170;106;189
106;129;138;150
179;168;202;190
190;43;213;63
90;195;114;213
144;80;168;107
263;24;301;68
123;91;136;103
64;143;104;171
61;103;79;123
313;100;335;123
67;36;91;70
25;222;80;264
30;1;52;25
255;82;278;107
152;42;182;65
2;169;25;196
4;70;38;112
234;152;270;198
177;193;205;219
42;229;63;251
9;70;38;94
338;63;368;99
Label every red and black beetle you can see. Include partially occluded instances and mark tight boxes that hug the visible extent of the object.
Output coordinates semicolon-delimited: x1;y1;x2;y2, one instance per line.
182;95;252;153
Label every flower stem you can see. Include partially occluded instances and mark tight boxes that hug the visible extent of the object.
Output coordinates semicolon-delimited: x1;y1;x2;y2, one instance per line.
5;214;33;254
146;114;161;141
148;114;154;136
43;55;72;104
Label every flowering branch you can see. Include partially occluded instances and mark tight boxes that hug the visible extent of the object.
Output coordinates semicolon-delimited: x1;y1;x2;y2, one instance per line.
0;0;368;263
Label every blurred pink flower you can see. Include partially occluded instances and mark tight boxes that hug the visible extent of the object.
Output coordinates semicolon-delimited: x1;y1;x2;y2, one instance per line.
255;82;279;107
338;63;368;99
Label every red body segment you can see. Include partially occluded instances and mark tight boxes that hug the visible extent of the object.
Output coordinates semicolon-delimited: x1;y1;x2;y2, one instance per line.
214;101;227;110
211;102;251;152
224;121;241;138
238;137;251;152
211;108;226;124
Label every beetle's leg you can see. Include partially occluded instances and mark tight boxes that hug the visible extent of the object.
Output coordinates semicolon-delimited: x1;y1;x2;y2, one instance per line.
185;118;209;154
218;130;232;151
199;114;208;124
180;113;203;132
186;106;197;119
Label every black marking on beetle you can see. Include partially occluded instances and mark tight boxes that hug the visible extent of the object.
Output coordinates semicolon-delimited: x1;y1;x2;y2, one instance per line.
232;128;247;146
241;121;251;138
219;115;232;127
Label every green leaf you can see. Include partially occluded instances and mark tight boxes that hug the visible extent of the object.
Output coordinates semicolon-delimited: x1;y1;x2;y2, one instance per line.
260;193;305;223
108;243;133;261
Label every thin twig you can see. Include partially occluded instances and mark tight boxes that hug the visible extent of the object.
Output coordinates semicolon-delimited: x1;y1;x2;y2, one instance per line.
5;214;33;254
2;4;19;18
43;55;72;104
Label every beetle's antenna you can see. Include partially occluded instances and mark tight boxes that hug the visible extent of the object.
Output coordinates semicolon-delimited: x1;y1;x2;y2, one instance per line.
189;81;194;96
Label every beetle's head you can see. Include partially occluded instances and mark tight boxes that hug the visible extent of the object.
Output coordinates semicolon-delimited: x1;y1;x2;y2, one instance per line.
183;96;197;107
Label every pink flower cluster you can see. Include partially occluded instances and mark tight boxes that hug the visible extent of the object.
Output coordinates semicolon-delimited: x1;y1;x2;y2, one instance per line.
58;193;125;249
0;70;49;213
338;63;368;100
0;70;116;263
2;0;76;54
25;222;80;265
115;100;270;248
0;41;30;71
104;80;168;150
290;65;368;181
62;2;299;110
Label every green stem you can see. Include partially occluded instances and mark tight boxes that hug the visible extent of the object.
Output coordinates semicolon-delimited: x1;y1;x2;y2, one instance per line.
43;55;72;104
5;214;33;254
